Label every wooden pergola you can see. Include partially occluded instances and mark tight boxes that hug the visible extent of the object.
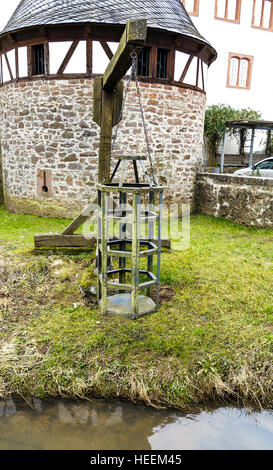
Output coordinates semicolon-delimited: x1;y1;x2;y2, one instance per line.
220;120;273;173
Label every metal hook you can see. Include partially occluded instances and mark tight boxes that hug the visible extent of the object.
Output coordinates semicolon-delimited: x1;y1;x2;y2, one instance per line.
130;50;137;60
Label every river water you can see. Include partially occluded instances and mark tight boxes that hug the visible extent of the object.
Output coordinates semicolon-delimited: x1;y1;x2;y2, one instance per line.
0;399;272;450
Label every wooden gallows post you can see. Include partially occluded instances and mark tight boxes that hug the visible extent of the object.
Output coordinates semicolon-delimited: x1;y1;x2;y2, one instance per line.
93;19;147;183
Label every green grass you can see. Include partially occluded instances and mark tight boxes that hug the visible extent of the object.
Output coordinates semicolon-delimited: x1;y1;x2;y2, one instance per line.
0;205;272;410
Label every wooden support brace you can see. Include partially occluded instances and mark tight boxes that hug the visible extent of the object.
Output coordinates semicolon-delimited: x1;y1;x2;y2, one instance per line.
57;40;79;74
179;54;193;83
4;53;13;80
100;40;114;60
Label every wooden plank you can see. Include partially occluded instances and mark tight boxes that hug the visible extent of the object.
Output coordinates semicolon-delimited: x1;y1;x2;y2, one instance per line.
57;40;79;74
102;19;147;91
34;234;96;248
35;233;171;249
100;40;113;60
179;54;193;83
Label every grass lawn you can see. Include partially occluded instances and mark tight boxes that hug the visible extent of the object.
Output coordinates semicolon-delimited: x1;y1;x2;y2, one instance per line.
0;205;272;410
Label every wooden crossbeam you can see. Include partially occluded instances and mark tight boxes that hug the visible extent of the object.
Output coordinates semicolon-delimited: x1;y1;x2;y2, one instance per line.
57;40;79;74
102;19;147;91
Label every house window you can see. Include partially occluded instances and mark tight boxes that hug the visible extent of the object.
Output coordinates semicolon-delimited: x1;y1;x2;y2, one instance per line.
137;47;150;77
215;0;242;23
252;0;273;31
157;49;169;79
32;44;45;75
182;0;199;16
227;53;253;89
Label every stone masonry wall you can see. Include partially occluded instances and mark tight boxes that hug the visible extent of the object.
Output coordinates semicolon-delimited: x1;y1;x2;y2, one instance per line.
0;150;3;205
196;173;273;228
0;78;206;218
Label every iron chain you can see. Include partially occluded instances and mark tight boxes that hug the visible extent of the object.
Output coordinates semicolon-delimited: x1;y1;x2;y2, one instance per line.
103;51;157;186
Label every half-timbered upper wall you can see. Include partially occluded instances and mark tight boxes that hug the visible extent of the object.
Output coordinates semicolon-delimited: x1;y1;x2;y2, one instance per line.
0;39;207;93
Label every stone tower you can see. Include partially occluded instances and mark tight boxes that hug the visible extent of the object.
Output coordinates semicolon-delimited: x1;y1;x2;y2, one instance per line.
0;0;216;217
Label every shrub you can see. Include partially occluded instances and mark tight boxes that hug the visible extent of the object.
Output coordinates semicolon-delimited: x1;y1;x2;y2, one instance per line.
204;104;261;167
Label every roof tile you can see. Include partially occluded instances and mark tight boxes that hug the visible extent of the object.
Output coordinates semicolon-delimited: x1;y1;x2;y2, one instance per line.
2;0;207;46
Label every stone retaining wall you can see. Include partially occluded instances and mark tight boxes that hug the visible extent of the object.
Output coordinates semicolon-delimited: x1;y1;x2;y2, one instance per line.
0;78;206;218
196;173;273;228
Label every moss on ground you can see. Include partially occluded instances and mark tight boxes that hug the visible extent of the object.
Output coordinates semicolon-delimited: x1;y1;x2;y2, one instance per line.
0;205;272;410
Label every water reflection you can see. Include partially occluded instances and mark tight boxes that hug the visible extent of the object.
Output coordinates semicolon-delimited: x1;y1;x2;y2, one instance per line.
0;398;272;450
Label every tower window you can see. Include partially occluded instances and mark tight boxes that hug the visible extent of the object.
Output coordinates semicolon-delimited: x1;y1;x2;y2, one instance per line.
182;0;199;16
227;53;253;89
215;0;242;23
32;44;45;75
137;47;150;77
252;0;273;31
157;49;169;79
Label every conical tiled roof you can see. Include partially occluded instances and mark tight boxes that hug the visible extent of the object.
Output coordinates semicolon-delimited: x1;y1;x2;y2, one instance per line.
2;0;211;48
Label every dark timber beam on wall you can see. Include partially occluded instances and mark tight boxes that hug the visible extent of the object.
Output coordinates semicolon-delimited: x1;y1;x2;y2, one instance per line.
0;55;3;85
167;48;175;81
0;23;217;65
44;42;49;75
196;57;200;88
27;46;32;76
201;60;205;90
179;54;193;83
4;53;13;80
149;47;157;78
100;40;113;60
57;40;79;74
7;33;16;48
86;39;93;75
15;47;19;80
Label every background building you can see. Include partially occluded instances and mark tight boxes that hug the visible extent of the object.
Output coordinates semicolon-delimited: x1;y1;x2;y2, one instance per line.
183;0;273;156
